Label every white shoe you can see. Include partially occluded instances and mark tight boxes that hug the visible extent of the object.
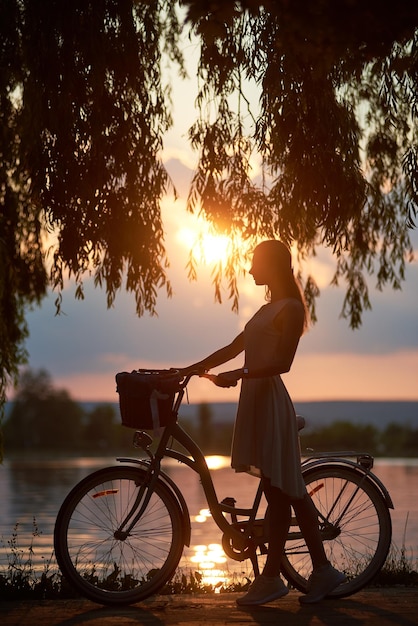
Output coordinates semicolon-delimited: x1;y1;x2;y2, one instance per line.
236;575;289;606
299;564;346;604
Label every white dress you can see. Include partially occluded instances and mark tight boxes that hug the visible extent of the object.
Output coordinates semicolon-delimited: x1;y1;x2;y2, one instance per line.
231;299;307;499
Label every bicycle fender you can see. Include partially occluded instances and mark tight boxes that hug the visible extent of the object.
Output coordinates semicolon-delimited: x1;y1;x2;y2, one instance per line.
116;458;192;546
301;457;394;510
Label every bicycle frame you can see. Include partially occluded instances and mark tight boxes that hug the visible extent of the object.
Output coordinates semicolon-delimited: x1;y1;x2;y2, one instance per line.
117;420;264;557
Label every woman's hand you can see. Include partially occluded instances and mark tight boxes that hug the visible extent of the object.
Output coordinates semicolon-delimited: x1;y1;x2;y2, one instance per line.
202;369;242;388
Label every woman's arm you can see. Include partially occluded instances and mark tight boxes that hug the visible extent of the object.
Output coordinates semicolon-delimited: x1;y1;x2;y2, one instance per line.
181;332;245;375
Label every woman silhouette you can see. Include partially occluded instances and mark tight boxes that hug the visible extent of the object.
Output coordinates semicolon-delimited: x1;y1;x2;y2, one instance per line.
182;240;345;605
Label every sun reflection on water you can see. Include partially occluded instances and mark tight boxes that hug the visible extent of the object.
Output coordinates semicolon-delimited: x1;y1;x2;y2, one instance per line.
190;543;229;590
188;508;232;589
205;455;230;470
194;508;211;523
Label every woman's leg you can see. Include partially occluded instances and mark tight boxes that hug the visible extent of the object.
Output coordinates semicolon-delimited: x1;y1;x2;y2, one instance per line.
239;478;344;605
292;494;347;603
291;494;329;570
235;477;290;605
262;480;328;574
259;479;345;604
261;477;292;577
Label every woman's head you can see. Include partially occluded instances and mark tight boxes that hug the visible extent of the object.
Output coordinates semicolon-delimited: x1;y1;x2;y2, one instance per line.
250;240;293;285
250;239;309;329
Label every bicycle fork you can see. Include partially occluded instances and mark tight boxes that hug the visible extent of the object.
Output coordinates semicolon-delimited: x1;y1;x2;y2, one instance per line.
113;461;162;541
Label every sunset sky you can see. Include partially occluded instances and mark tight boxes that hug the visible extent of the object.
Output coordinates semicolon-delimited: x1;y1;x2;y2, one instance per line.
20;42;418;405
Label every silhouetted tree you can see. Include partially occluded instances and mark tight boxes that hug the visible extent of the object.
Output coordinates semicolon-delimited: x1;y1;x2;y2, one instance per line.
379;422;418;457
4;369;84;451
1;1;418;413
301;421;379;454
84;404;119;451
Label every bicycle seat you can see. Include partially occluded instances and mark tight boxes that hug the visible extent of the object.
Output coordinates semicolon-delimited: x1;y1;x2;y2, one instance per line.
296;415;306;431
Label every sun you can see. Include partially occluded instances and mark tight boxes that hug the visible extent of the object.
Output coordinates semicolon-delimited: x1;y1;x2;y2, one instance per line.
198;233;230;264
176;226;231;265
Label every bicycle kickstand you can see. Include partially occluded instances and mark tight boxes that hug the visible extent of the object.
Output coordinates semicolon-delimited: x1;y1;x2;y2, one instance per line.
250;546;260;577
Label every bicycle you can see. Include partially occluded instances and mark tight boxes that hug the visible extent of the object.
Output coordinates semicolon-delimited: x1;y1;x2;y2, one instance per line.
54;369;393;606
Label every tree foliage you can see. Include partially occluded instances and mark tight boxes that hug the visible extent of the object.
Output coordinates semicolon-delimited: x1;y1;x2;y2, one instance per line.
300;420;418;457
184;0;417;326
1;0;418;408
1;0;183;407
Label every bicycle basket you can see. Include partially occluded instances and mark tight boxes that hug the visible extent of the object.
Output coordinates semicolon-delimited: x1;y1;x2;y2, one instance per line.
115;369;182;430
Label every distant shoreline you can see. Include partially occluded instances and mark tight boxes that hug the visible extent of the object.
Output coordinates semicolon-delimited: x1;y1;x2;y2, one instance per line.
177;399;418;431
5;399;418;431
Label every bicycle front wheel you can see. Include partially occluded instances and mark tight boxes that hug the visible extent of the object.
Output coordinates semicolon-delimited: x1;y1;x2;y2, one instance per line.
54;466;184;605
281;464;392;598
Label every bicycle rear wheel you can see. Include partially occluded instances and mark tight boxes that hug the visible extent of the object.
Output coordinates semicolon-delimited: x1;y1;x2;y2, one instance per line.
54;466;184;605
281;464;392;598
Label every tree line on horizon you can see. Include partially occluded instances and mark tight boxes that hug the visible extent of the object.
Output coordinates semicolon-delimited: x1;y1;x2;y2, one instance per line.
4;368;418;458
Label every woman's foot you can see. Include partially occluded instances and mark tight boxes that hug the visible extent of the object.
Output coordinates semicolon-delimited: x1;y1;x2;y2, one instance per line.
299;564;346;604
236;575;289;606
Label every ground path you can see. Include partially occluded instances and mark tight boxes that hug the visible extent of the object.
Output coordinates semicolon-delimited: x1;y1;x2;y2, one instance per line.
1;588;417;625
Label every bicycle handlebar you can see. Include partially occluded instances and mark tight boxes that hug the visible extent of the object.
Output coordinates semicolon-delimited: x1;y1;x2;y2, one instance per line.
134;368;238;391
177;370;238;389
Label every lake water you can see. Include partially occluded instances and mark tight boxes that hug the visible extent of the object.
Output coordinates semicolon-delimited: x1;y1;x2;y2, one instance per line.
1;455;417;586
